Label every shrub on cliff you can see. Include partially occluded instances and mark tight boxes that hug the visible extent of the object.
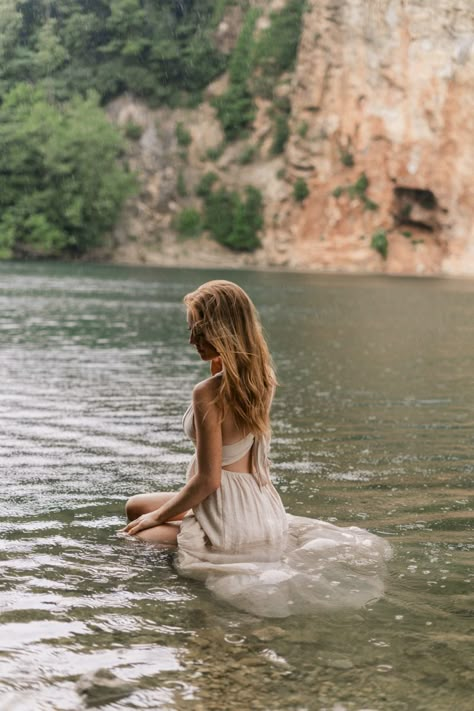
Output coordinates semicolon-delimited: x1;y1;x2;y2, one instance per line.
176;170;187;197
196;172;218;198
332;173;379;211
238;144;257;165
371;230;388;259
339;149;354;167
175;208;201;238
124;121;143;141
213;8;259;141
0;84;136;259
203;185;263;252
203;188;235;246
271;114;290;155
293;178;309;202
228;186;263;251
176;122;192;148
254;0;306;78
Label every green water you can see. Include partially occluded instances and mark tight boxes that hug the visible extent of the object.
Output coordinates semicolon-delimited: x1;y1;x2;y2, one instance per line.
0;262;472;710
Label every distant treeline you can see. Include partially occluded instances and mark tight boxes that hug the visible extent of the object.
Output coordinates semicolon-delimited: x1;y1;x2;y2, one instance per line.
0;0;226;106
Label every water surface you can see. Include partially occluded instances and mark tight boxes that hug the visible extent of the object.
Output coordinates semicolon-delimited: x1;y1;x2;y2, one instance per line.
0;263;472;710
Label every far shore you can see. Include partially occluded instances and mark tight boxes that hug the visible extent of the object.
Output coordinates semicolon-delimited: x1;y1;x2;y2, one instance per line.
3;254;474;283
106;250;474;282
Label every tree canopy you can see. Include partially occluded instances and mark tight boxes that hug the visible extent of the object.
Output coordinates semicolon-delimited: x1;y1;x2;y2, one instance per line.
0;84;136;259
0;0;227;106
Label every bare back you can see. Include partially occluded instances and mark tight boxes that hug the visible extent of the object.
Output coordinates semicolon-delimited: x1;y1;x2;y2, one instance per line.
201;373;254;474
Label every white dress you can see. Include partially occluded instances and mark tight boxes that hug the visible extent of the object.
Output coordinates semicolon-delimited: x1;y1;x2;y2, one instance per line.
175;405;392;618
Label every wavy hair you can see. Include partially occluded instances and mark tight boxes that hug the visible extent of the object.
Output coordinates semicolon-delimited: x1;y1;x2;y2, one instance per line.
184;280;277;436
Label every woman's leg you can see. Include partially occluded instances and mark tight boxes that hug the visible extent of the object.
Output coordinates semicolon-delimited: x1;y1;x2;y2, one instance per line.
134;523;179;546
124;493;183;546
125;492;189;522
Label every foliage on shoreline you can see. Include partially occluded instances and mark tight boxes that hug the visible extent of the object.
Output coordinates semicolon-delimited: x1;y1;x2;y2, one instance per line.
0;85;136;259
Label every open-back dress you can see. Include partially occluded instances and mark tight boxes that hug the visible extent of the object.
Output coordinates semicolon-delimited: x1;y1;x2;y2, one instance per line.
175;403;392;618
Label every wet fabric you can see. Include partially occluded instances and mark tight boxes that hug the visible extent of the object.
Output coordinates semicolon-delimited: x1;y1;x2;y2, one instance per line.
175;404;391;618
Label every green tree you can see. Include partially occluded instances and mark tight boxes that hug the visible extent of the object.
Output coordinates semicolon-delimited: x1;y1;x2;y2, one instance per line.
103;0;149;57
98;0;152;97
35;18;69;79
0;1;22;66
0;84;136;259
0;0;33;95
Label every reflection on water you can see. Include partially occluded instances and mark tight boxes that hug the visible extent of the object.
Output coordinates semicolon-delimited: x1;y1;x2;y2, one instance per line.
0;262;472;710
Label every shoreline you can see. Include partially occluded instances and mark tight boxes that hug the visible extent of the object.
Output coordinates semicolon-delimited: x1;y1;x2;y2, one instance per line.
3;255;474;283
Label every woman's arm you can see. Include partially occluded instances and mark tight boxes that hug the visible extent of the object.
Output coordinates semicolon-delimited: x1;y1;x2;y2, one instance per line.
122;380;222;535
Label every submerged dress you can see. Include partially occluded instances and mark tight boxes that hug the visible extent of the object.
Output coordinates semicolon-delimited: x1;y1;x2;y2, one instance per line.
175;404;392;618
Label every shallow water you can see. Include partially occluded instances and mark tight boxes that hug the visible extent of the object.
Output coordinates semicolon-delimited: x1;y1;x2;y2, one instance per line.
0;262;472;711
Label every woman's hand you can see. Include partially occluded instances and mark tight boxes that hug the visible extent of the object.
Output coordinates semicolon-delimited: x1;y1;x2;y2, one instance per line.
210;356;222;375
120;510;162;536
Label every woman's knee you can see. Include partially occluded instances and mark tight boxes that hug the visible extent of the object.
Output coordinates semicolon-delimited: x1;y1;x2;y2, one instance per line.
125;492;170;521
135;523;179;546
125;494;144;521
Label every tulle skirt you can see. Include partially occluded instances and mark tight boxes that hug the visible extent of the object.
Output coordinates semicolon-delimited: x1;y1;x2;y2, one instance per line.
175;471;392;618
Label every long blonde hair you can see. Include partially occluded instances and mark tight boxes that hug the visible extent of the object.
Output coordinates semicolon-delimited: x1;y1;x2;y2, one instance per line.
184;280;277;436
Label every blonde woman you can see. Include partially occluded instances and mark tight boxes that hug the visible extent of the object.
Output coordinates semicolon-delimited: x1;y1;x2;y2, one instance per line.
122;279;286;551
121;280;390;616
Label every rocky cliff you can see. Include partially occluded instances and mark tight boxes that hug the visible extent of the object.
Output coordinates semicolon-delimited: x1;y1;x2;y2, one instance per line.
109;0;474;276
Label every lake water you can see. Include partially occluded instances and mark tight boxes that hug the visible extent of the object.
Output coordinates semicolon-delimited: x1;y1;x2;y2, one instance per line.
0;262;472;711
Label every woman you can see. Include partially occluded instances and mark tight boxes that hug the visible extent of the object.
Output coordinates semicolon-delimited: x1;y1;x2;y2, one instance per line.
121;280;390;617
122;279;286;550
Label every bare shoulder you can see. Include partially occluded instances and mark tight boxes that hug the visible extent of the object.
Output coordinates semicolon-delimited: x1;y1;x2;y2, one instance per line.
193;373;222;406
192;375;222;431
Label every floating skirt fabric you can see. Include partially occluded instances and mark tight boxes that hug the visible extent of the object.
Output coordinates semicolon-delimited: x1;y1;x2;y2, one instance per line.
178;403;391;617
175;468;392;618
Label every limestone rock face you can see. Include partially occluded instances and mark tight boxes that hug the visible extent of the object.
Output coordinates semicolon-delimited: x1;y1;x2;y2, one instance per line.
107;0;473;276
106;96;248;268
276;0;474;275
